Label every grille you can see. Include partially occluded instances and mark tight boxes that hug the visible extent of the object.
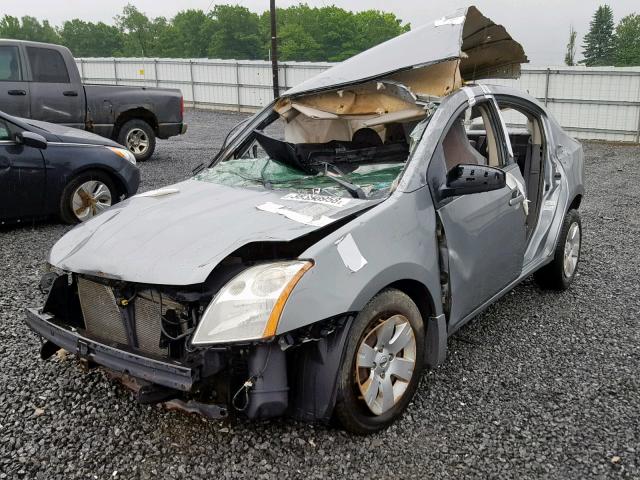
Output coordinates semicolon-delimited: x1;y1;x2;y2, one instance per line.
77;277;128;346
76;278;185;358
134;291;184;357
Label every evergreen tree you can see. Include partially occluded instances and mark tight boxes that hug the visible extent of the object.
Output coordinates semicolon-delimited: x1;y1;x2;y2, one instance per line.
581;5;616;66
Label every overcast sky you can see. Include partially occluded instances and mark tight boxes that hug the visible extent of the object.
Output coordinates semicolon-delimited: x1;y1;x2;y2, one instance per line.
4;1;637;65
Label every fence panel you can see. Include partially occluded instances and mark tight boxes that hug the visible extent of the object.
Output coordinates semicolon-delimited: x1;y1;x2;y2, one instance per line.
76;58;640;142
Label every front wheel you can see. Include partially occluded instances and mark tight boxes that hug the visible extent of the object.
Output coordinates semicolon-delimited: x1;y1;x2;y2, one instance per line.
59;170;118;224
117;119;156;161
334;288;425;434
534;209;582;290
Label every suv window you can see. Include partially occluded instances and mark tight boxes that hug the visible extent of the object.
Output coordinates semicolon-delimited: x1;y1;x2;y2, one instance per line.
0;46;22;81
0;120;12;141
26;47;70;83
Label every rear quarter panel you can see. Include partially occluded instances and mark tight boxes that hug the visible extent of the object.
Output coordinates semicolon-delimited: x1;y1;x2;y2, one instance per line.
84;85;183;129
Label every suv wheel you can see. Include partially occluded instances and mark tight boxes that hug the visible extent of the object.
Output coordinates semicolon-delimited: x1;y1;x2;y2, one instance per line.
117;119;156;161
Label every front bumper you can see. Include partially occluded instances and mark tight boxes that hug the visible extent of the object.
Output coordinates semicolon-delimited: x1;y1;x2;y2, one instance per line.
157;122;187;139
25;308;194;391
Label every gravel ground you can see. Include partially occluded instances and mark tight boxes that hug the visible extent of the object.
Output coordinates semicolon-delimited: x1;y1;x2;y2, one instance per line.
1;110;638;479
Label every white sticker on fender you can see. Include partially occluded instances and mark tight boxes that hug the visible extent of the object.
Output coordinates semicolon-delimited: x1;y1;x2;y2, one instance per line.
335;234;368;273
281;192;351;207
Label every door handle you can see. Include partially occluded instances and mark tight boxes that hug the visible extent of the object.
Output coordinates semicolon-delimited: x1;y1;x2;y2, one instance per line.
63;90;78;97
509;194;524;206
8;89;26;96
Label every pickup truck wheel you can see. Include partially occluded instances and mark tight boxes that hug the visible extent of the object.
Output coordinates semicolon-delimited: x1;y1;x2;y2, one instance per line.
118;119;156;161
334;288;425;434
534;209;582;290
60;170;118;224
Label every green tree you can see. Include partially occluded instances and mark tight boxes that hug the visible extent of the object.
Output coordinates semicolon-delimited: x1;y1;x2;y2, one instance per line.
564;26;577;66
581;5;616;66
0;16;23;39
60;20;123;57
614;14;640;66
165;10;216;58
0;15;60;43
208;5;262;59
115;4;169;56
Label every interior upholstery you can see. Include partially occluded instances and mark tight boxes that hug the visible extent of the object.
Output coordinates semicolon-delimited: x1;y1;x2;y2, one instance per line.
442;119;487;171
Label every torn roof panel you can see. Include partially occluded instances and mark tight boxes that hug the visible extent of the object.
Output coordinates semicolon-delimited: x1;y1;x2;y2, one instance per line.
283;6;528;98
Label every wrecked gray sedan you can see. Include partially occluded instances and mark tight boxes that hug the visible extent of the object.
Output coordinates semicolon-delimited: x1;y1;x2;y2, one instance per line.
26;7;584;434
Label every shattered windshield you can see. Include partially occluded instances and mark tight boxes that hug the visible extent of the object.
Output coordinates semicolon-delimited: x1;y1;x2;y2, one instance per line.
195;157;405;199
196;114;433;200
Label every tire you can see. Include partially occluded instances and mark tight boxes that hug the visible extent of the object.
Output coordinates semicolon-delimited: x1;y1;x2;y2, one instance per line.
59;170;118;224
534;209;582;290
117;119;156;161
334;288;425;434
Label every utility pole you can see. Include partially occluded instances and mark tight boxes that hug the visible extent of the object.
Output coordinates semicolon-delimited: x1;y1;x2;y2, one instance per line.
270;0;280;99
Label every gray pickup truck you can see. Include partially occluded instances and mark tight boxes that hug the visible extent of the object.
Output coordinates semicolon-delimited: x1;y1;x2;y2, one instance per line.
0;39;186;160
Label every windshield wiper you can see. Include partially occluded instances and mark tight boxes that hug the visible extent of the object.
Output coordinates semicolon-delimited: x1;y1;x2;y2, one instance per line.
323;167;366;199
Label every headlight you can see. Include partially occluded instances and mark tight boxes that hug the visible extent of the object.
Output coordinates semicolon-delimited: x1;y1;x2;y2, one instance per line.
107;146;136;165
191;260;313;345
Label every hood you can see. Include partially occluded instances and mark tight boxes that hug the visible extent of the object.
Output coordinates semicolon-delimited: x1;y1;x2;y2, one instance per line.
283;6;527;98
49;180;372;285
22;118;121;147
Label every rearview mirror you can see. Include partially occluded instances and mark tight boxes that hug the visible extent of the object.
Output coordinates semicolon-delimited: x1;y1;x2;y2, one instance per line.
439;164;505;199
15;131;47;150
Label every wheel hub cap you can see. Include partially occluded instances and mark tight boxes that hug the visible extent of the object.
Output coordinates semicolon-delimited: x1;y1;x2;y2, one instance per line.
71;180;112;221
355;314;416;416
126;128;149;155
563;222;580;277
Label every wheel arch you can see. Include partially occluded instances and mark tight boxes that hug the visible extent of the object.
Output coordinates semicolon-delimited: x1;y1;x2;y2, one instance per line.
113;108;159;138
63;165;128;199
568;193;582;211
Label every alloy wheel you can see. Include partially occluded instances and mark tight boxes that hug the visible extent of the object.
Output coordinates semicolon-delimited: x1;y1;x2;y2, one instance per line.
71;180;112;221
355;314;417;416
563;222;580;278
126;128;150;155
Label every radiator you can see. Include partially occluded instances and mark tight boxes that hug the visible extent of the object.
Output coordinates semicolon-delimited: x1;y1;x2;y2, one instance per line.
77;277;129;346
76;278;184;357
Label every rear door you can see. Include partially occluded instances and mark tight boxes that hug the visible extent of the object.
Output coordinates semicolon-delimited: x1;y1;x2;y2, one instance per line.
0;45;30;117
0;118;46;222
428;96;527;329
25;46;85;128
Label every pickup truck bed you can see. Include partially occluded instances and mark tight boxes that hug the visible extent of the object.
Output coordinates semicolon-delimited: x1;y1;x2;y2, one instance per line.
0;39;186;160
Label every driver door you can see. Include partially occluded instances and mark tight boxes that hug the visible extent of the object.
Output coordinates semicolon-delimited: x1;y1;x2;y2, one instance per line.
428;97;527;329
0;119;46;222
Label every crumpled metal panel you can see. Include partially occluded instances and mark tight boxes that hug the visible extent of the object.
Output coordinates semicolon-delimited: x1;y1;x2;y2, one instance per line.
283;6;527;98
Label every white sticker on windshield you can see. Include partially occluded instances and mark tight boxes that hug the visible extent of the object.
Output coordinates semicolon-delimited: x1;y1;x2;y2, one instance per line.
281;192;351;207
336;234;368;273
256;202;335;227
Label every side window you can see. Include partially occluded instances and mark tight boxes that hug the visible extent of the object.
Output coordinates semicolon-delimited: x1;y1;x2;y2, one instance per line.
441;101;508;173
0;46;22;82
0;120;12;141
26;47;70;83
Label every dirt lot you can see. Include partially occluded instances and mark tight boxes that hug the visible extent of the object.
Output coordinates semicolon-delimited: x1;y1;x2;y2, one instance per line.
1;110;638;479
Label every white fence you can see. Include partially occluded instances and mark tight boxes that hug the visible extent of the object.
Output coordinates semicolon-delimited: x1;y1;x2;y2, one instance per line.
76;58;640;143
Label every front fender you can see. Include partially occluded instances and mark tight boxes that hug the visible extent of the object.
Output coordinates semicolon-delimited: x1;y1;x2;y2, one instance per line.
277;187;443;334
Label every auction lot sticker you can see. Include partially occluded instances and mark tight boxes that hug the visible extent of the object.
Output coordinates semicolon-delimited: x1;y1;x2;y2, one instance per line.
281;192;351;207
